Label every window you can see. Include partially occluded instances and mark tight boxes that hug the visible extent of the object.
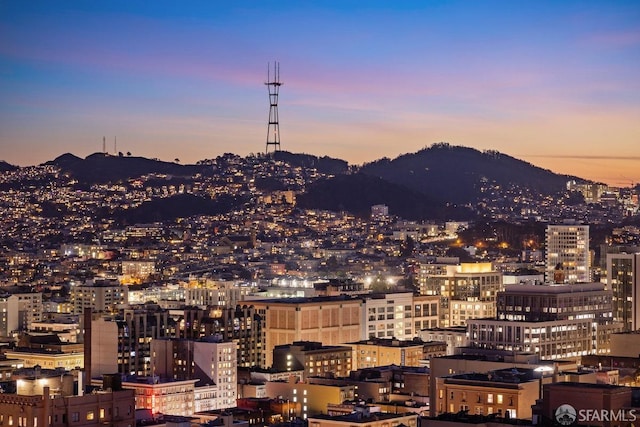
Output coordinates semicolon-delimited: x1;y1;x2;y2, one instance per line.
497;394;503;404
487;393;493;403
72;413;80;422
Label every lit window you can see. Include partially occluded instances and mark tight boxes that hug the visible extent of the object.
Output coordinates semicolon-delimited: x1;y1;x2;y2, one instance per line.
497;394;503;404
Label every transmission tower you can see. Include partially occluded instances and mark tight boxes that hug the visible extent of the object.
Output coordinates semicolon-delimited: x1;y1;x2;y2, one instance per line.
265;62;282;155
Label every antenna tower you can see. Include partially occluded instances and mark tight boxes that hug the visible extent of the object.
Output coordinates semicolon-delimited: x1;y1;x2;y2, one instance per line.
265;62;282;155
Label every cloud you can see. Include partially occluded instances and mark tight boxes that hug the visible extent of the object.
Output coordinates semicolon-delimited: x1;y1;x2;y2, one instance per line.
525;154;640;161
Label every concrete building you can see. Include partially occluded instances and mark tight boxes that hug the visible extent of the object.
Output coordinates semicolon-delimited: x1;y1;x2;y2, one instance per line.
98;376;199;417
0;386;135;427
272;341;352;379
348;338;446;370
468;283;620;360
419;327;468;356
362;292;439;340
250;296;362;368
537;382;638;427
609;331;640;358
428;352;578;417
0;289;42;337
90;308;175;377
434;367;540;419
418;262;502;327
265;381;356;419
606;252;640;331
151;337;237;410
70;279;128;314
4;348;84;371
308;408;418;427
545;223;590;283
121;260;156;281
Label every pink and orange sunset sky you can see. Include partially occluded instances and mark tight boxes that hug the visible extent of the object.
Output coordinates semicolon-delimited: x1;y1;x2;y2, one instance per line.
1;1;639;186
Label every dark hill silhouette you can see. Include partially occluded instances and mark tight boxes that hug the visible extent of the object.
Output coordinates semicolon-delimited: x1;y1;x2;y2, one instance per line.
359;143;580;204
0;160;19;172
297;173;474;220
46;152;208;183
273;151;348;175
109;193;248;224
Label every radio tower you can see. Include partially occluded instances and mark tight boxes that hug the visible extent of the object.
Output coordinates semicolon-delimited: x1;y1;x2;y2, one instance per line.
265;62;282;155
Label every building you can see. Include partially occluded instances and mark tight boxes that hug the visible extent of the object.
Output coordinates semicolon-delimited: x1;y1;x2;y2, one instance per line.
94;375;198;417
0;288;42;337
419;327;468;356
545;223;590;283
434;367;540;419
362;293;439;340
30;315;81;343
606;252;640;331
272;341;352;379
609;332;640;358
496;282;613;323
4;348;84;371
0;386;135;427
202;305;263;368
418;262;502;327
90;307;175;377
151;337;237;410
183;280;243;308
250;296;362;368
428;352;577;417
468;283;620;360
308;408;418;427
371;204;389;219
348;338;446;370
537;382;638;427
121;260;156;281
265;381;356;419
70;279;128;314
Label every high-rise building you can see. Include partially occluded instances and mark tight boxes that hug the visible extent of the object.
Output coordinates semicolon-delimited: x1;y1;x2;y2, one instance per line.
545;223;590;283
272;341;352;379
606;252;640;331
251;296;362;368
70;279;128;315
467;283;620;359
151;338;237;410
418;262;502;327
362;292;439;340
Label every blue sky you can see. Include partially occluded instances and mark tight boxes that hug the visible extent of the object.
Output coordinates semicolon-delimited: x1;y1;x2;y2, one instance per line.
1;0;639;185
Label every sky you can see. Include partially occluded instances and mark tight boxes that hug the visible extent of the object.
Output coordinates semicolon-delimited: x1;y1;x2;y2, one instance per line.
1;1;639;186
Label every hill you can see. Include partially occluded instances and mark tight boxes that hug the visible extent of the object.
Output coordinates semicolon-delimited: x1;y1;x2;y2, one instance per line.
297;173;474;220
0;160;19;172
46;152;208;183
359;143;579;204
273;151;349;175
108;193;249;224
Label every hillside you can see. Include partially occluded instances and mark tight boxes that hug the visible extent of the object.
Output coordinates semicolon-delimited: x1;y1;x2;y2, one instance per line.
0;160;18;172
297;173;474;220
273;151;349;175
359;143;579;203
108;193;249;224
46;152;208;183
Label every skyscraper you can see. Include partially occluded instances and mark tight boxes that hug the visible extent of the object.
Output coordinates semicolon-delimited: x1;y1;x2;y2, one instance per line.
606;252;640;331
545;223;590;283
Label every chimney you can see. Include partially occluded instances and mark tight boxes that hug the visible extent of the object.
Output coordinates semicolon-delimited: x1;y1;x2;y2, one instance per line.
83;308;92;392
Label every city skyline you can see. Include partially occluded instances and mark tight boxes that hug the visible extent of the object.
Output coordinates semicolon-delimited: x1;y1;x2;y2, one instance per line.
1;1;639;186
